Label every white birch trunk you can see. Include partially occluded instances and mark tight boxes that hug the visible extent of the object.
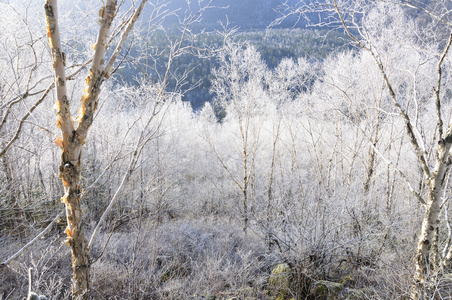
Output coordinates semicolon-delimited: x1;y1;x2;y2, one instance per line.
44;0;146;298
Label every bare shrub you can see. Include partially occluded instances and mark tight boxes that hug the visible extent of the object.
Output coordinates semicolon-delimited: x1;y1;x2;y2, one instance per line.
1;236;71;299
90;218;274;299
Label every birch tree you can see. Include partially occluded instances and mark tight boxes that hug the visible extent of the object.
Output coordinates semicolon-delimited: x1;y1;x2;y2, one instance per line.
44;0;147;298
276;0;452;298
0;0;87;246
208;42;269;233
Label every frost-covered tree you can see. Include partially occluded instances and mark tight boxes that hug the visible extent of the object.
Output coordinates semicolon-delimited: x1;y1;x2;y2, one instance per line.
276;0;452;297
43;0;147;298
208;42;270;233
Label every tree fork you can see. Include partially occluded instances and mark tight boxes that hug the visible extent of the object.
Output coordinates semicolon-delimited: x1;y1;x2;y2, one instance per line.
45;1;89;297
45;0;147;298
44;1;106;298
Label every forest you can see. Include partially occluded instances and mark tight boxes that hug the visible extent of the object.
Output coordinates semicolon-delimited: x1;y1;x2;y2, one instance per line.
118;27;350;110
1;0;452;299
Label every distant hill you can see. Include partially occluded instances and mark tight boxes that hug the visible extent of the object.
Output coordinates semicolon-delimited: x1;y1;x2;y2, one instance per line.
141;0;302;30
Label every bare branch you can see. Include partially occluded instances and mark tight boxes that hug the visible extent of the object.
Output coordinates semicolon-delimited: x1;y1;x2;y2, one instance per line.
0;210;64;268
336;106;426;205
333;0;369;51
436;32;452;140
0;82;53;158
104;0;147;77
45;0;74;155
88;152;135;250
395;0;452;27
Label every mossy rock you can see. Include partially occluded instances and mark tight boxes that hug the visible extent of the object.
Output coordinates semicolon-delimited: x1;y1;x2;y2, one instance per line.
268;263;292;299
311;280;344;298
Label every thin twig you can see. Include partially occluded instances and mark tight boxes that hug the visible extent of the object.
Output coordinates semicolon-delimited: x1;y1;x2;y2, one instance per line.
0;210;64;268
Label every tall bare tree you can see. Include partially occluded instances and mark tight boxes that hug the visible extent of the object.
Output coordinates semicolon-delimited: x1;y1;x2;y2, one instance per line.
207;41;269;233
44;0;147;298
275;0;452;298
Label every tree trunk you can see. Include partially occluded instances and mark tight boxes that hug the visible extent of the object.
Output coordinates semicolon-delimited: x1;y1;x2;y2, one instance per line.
242;147;249;234
412;140;451;299
412;187;441;299
60;159;90;298
44;1;118;298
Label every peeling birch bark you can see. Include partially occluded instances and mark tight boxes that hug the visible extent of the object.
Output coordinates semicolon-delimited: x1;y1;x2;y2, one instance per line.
411;33;452;300
45;1;89;298
44;0;147;298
